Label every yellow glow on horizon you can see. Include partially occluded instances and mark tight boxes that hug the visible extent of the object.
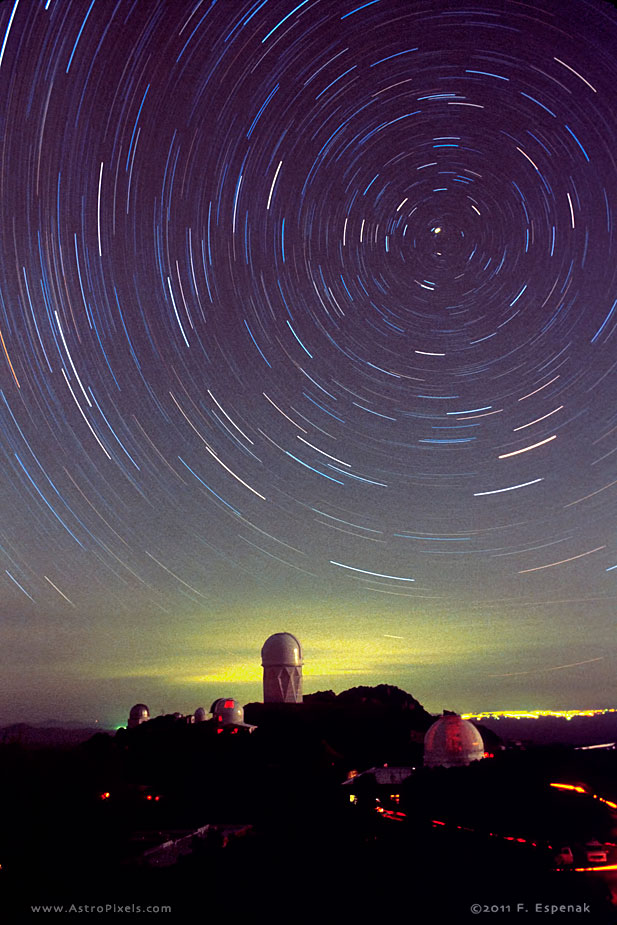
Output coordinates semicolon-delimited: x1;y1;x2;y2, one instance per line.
77;598;604;715
92;619;479;690
185;663;261;685
182;637;445;687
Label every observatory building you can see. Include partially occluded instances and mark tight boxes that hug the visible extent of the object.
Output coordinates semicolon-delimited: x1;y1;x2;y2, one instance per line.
261;632;303;703
424;713;485;768
127;703;150;728
210;698;256;732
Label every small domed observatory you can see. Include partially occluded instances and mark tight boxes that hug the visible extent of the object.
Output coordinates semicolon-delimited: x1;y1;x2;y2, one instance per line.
424;713;485;768
211;698;246;726
261;632;303;703
210;698;256;732
194;707;207;723
127;703;149;728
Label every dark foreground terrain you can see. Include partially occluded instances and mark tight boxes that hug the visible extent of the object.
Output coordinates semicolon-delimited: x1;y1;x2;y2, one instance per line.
3;694;617;922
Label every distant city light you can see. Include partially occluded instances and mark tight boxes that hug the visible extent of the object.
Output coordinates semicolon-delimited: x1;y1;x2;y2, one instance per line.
463;708;617;721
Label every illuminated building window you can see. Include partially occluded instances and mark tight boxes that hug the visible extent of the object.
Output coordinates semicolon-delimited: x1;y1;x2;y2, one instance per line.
349;794;357;804
390;794;400;804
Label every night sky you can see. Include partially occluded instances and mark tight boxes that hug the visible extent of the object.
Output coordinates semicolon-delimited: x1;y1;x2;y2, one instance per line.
1;0;616;726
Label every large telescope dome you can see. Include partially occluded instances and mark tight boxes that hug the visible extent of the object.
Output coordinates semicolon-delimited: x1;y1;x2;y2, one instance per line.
261;632;302;667
261;632;303;703
424;713;485;768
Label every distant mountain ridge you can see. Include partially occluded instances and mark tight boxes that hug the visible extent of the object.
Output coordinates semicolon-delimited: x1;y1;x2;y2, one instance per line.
0;723;106;746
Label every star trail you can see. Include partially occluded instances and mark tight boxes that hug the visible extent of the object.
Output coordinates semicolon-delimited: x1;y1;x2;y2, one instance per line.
1;0;616;724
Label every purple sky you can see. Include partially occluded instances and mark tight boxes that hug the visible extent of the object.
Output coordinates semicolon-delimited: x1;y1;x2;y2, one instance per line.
0;0;616;725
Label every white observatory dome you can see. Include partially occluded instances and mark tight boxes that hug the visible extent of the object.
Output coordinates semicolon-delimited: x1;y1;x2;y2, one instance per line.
424;713;485;768
194;707;207;723
261;632;303;667
127;703;149;728
210;698;245;726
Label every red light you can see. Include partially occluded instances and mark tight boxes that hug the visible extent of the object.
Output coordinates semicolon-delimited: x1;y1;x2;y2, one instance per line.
154;795;160;802
231;728;238;734
381;811;404;822
217;728;223;734
100;792;110;800
146;795;152;801
224;700;235;709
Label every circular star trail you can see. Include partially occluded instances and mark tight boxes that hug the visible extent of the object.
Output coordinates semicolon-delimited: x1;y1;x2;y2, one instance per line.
1;0;616;719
